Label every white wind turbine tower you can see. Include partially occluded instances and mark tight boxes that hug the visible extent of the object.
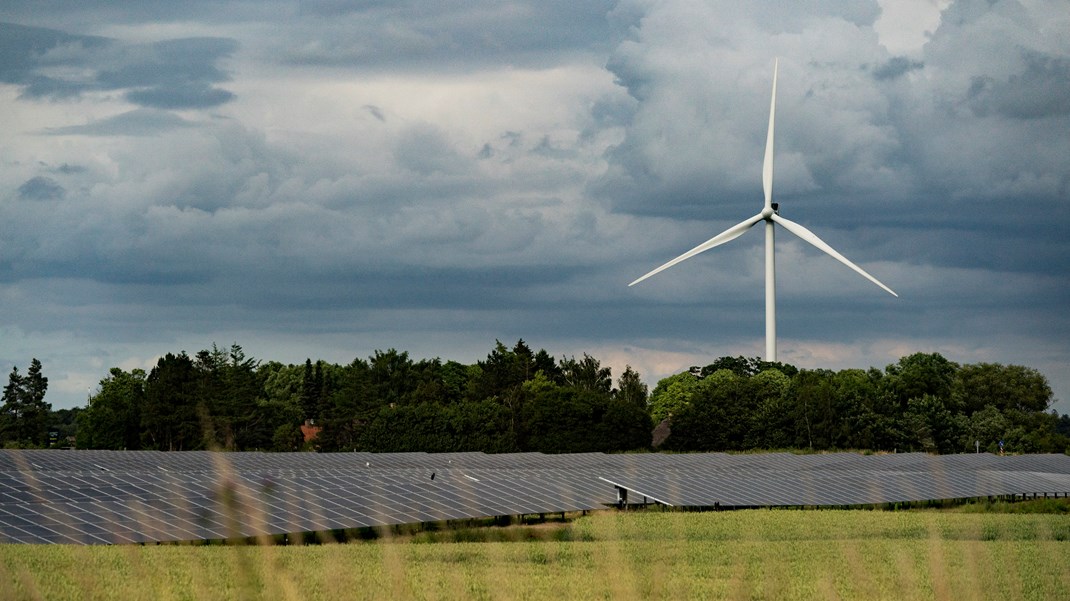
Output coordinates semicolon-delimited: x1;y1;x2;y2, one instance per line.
629;59;897;362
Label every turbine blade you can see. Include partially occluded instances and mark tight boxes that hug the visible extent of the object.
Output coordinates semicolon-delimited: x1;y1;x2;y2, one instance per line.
771;213;898;297
630;213;764;286
763;58;778;209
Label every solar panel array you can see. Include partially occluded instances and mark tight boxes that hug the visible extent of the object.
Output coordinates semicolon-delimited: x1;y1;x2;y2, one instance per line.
600;453;1070;508
1;450;1068;544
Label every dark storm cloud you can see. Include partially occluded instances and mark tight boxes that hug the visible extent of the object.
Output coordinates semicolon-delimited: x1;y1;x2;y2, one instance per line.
281;0;618;69
125;83;235;109
17;176;65;200
393;124;469;176
966;51;1070;119
53;163;87;174
101;37;239;109
0;22;237;109
44;109;194;136
0;22;108;95
0;0;272;26
4;1;613;74
872;56;924;80
234;263;589;314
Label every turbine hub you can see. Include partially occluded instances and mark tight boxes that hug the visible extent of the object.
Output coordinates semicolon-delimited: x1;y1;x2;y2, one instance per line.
761;206;775;219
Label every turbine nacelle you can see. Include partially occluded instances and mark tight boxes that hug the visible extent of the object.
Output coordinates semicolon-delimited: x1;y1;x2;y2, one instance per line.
630;58;897;361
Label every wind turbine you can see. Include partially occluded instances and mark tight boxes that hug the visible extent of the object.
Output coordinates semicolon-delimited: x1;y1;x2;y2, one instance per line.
629;59;897;362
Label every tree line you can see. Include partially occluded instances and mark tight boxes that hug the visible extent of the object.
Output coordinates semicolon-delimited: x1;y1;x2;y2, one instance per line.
650;354;1069;454
3;343;1069;454
73;341;651;453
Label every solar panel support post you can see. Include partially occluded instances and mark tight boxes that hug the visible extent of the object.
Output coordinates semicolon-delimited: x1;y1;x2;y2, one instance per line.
616;486;628;509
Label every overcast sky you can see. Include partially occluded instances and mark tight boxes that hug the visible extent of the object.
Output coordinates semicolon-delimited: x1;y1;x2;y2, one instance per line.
1;0;1068;413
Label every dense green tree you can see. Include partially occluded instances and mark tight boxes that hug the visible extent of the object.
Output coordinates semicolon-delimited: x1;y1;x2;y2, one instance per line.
141;353;200;451
447;399;518;453
660;370;741;452
354;397;517;453
409;359;448;406
468;340;536;401
522;379;648;453
829;368;901;451
647;371;701;424
317;358;375;451
369;349;413;407
560;354;612;394
708;369;757;449
533;348;561;383
464;340;557;443
1;366;26;446
357;402;450;452
48;406;82;448
902;394;966;453
700;356;753;378
884;352;958;408
615;365;649;410
1002;409;1066;454
271;423;303;451
746;369;793;449
300;359;318;422
952;363;1053;415
38;342;1070;455
1056;413;1070;438
784;369;839;450
701;356;799;378
79;368;145;450
0;359;51;447
25;360;49;434
258;361;306;451
650;353;1066;454
260;362;303;408
1042;412;1070;453
964;405;1010;453
439;360;470;405
190;344;264;450
595;395;652;453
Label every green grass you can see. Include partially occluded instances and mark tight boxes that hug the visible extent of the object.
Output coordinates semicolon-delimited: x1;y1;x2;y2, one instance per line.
3;509;1070;600
954;497;1070;515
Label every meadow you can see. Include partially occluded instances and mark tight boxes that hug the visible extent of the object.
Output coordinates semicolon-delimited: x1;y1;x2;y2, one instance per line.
2;506;1069;601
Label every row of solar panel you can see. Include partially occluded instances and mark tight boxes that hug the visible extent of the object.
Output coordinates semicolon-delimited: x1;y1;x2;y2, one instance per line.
1;450;1068;544
605;469;1070;508
6;449;1068;473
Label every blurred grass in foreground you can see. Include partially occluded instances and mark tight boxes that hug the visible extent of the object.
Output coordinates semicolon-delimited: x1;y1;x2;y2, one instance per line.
2;508;1069;601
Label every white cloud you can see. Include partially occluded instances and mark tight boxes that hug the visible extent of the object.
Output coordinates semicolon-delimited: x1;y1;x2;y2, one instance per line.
0;1;1067;415
874;0;951;56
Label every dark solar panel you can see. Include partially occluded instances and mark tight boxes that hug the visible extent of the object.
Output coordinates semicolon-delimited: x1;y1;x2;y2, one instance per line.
596;453;1070;508
1;450;1068;544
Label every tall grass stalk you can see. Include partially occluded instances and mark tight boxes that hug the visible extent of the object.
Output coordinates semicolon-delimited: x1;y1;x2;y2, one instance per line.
2;509;1069;601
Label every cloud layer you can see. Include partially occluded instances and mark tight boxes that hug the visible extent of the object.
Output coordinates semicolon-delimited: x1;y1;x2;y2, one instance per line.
0;0;1067;412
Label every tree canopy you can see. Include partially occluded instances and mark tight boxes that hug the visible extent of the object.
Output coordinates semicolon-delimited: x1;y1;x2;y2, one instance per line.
656;353;1066;454
2;347;1065;455
1;359;50;447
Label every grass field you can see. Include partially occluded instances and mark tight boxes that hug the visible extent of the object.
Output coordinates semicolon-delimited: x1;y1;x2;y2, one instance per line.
2;506;1069;601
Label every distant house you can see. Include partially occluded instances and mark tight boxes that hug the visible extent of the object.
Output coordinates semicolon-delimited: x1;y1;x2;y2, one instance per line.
300;420;322;443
